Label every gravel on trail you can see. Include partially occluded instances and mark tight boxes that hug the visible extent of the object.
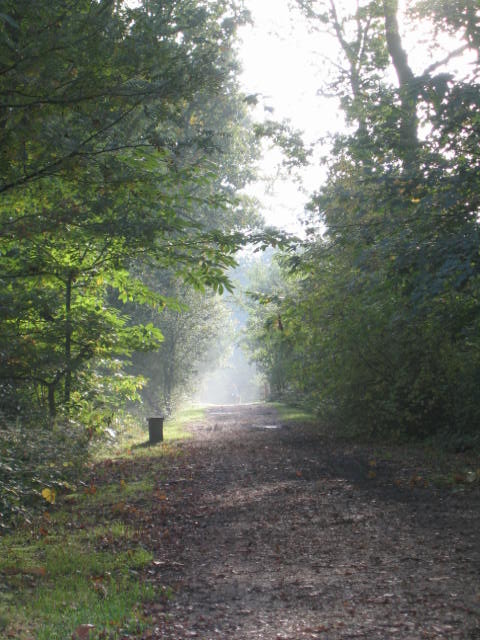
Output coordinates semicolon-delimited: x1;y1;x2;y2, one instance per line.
118;403;480;640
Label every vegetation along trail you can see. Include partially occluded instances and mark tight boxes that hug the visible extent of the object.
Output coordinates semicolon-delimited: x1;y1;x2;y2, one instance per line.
110;404;480;639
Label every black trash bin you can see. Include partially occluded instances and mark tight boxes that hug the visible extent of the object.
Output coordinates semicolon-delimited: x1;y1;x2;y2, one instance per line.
148;417;164;444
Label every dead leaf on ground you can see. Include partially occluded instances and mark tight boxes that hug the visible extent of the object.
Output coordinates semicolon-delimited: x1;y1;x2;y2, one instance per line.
72;624;96;640
84;484;97;495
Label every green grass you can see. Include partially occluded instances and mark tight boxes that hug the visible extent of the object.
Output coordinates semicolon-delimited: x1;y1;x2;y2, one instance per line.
0;525;155;639
164;406;204;440
269;401;318;425
0;405;207;638
94;406;205;462
72;477;156;507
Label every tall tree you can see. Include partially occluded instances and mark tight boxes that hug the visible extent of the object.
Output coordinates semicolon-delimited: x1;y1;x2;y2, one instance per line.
247;0;480;443
0;0;258;419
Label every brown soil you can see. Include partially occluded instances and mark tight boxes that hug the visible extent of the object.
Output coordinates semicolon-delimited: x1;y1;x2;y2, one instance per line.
132;404;480;639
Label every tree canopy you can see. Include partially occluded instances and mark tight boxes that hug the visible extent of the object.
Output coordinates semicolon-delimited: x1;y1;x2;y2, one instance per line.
245;0;480;446
0;0;261;420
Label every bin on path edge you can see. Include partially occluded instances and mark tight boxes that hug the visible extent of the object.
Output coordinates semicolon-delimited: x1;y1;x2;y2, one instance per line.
148;417;164;444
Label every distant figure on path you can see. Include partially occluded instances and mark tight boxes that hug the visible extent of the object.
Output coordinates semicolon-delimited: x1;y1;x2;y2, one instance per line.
231;383;241;404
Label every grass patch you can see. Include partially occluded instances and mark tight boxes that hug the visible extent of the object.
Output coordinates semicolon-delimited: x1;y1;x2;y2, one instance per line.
0;523;155;639
270;402;318;425
164;406;205;440
73;477;156;507
94;406;205;462
0;405;206;637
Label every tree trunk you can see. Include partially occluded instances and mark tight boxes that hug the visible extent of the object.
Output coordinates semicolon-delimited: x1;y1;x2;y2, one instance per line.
329;0;368;135
47;383;56;419
383;0;419;163
64;272;73;405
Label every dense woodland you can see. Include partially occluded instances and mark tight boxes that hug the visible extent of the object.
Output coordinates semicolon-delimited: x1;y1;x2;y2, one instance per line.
244;0;480;448
1;0;479;525
0;0;268;523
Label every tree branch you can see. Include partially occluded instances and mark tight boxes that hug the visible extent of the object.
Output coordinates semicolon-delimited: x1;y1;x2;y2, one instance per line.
422;44;470;76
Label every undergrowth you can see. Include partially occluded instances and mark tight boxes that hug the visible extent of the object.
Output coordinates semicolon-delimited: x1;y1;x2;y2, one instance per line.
271;401;480;490
270;402;317;425
0;406;204;638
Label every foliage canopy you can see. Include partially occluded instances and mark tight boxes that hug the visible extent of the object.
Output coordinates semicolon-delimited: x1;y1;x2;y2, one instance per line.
245;0;480;446
0;0;260;421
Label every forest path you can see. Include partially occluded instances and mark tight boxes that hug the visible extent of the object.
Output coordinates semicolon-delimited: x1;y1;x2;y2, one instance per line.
132;403;480;639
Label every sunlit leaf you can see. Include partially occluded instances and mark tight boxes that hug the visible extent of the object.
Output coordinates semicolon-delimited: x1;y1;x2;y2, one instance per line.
41;488;56;504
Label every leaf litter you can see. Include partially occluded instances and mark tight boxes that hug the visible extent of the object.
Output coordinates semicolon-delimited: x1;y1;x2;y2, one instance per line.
80;405;480;639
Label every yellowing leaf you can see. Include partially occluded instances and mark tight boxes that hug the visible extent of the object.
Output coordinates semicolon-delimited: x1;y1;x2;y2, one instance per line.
367;470;377;479
409;475;427;487
41;488;56;504
27;566;47;577
112;501;126;514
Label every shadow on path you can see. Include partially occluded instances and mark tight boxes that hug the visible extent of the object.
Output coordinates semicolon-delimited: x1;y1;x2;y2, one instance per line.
138;403;480;640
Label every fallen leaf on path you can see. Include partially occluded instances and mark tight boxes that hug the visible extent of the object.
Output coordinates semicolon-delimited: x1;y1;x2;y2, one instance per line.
111;501;126;514
409;475;428;488
72;624;95;640
27;566;47;577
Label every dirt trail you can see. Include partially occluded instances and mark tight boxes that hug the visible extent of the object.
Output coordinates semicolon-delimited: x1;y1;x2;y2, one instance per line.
137;404;480;639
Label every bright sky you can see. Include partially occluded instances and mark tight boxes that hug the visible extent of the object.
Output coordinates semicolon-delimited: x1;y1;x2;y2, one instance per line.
238;0;338;233
239;1;337;135
238;0;476;233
